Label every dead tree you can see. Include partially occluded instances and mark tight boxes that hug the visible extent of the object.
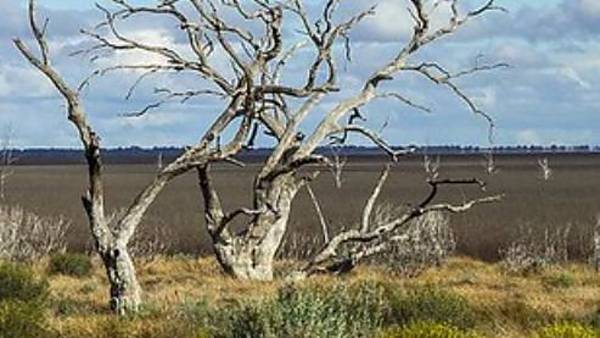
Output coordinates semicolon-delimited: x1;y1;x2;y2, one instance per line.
26;0;507;281
538;157;552;181
0;126;16;201
483;150;499;176
594;216;600;272
302;167;502;276
15;0;255;313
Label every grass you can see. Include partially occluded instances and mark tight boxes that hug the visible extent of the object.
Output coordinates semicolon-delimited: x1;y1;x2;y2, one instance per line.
5;154;600;260
0;256;591;338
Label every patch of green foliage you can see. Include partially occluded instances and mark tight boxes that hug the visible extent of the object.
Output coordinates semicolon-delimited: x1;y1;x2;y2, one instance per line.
532;322;600;338
0;263;53;338
48;253;93;278
376;321;481;338
179;281;389;338
387;285;476;330
542;272;577;289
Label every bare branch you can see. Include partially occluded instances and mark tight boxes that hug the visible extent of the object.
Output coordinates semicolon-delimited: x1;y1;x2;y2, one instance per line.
361;165;390;233
305;184;329;243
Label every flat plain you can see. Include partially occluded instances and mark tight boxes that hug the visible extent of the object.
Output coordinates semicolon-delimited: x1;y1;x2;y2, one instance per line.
4;153;600;261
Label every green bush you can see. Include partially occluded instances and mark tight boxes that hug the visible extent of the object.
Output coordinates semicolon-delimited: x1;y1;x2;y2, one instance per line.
542;272;576;289
491;299;555;330
49;253;93;277
0;263;48;303
0;300;53;338
533;322;600;338
0;263;52;338
387;286;476;330
203;281;389;338
376;321;481;338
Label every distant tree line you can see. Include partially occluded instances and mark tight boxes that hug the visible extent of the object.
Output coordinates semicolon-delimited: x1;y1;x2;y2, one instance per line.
6;145;599;166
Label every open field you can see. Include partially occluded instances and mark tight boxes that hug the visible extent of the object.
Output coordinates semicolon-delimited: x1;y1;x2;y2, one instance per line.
4;153;600;261
2;256;599;338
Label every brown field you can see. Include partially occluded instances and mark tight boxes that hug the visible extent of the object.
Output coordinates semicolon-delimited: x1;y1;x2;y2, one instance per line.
30;256;600;337
4;153;600;261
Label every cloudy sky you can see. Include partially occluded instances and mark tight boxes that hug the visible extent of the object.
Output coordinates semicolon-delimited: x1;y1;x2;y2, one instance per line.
1;0;598;148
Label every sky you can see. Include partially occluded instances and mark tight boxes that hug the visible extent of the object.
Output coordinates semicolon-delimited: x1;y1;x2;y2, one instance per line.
0;0;599;148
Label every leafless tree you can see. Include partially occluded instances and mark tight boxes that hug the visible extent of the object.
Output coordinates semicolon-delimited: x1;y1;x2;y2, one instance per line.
0;125;16;201
423;153;441;180
500;222;571;274
14;0;259;313
0;205;70;261
538;157;552;181
301;166;501;276
483;150;499;176
594;216;600;272
156;151;163;171
17;0;506;283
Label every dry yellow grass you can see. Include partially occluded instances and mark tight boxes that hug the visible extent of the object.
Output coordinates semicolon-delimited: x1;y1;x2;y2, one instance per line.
39;256;600;337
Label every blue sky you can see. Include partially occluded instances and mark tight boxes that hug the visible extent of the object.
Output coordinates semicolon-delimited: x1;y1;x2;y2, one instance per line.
1;0;599;148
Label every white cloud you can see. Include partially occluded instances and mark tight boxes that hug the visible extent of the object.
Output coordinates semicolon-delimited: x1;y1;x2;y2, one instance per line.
558;67;591;89
516;129;541;145
0;64;55;98
578;0;600;17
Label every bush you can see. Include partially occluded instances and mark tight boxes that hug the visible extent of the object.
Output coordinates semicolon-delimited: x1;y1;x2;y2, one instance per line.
0;205;70;261
49;253;93;277
491;299;555;330
376;321;481;338
380;211;456;277
387;286;476;330
542;272;576;289
0;263;52;338
204;281;389;338
533;322;600;338
0;263;48;303
500;224;571;275
0;300;53;338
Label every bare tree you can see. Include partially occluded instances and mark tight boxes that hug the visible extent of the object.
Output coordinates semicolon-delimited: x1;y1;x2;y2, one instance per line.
0;125;16;201
483;150;499;176
423;153;441;180
17;0;507;282
302;167;501;276
0;205;70;261
594;216;600;272
538;157;552;181
15;0;257;313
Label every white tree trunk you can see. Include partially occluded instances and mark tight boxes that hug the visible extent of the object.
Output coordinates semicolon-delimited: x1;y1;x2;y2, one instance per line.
101;244;141;314
214;205;292;281
594;218;600;272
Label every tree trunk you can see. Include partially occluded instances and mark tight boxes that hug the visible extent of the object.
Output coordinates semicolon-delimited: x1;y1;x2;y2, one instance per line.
215;205;292;281
100;244;141;315
594;218;600;272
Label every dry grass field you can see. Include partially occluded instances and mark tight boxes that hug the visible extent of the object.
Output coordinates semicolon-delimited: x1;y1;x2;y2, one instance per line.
6;256;599;338
4;153;600;261
2;153;600;337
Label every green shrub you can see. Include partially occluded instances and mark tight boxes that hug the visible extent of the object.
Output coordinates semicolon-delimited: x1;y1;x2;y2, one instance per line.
205;281;389;338
533;322;600;338
0;263;52;338
388;286;476;330
0;263;48;303
0;300;54;338
542;272;576;289
376;321;481;338
491;299;555;330
48;253;93;277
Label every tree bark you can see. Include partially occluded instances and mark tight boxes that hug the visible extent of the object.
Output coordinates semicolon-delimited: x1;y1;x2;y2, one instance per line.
100;244;141;314
594;218;600;272
214;206;292;281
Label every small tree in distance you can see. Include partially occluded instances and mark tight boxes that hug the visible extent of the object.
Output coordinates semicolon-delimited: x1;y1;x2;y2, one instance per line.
0;125;16;201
